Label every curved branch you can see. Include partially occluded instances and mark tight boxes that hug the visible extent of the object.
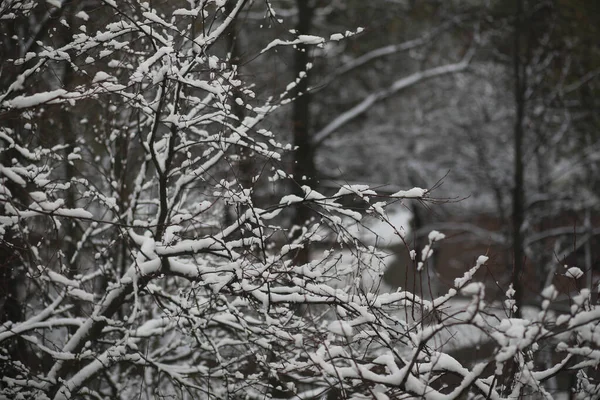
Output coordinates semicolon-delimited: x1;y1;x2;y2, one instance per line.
312;47;475;147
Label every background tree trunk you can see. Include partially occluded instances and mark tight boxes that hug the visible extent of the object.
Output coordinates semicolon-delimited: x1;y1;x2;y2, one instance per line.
511;0;526;319
291;0;316;266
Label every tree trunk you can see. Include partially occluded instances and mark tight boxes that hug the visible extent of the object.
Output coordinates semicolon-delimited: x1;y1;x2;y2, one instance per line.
291;0;316;266
504;0;527;394
511;0;526;319
223;1;252;230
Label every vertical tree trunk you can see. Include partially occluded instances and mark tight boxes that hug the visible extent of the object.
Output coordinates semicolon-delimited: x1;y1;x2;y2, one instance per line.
223;1;251;229
0;159;30;368
503;5;526;394
584;209;593;291
503;1;528;394
57;4;83;333
226;12;251;190
511;0;526;319
291;0;316;266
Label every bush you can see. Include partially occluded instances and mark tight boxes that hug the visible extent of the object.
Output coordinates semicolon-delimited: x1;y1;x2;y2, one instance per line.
1;1;598;399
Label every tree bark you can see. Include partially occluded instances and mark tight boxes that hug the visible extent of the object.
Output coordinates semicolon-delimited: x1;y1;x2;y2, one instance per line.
223;0;252;230
511;0;526;319
291;0;316;266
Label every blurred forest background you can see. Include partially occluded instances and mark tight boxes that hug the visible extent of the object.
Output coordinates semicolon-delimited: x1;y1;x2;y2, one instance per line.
220;0;600;307
2;0;600;311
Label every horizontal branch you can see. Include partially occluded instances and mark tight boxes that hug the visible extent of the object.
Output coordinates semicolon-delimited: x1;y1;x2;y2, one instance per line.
313;21;455;93
312;47;475;146
526;226;600;247
415;222;507;245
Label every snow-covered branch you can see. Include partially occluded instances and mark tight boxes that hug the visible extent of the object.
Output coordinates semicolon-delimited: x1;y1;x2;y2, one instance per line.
1;2;598;399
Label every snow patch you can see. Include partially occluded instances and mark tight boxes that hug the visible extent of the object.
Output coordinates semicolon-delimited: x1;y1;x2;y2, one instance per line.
328;320;353;337
391;187;426;198
565;267;583;279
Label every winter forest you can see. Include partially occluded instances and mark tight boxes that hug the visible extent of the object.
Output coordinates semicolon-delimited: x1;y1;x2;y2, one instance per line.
1;0;599;399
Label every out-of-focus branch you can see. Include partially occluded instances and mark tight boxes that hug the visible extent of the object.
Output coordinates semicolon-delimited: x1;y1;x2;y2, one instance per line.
312;47;475;147
314;20;456;93
415;222;507;245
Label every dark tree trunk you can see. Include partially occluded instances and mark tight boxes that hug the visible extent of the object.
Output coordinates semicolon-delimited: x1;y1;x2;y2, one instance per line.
223;1;254;230
291;0;316;266
503;0;527;394
226;9;251;191
511;0;526;320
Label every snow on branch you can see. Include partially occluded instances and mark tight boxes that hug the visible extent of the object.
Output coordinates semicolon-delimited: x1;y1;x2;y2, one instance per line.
1;1;599;399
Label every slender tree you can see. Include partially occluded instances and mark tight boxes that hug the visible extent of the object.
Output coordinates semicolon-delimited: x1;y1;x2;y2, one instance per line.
290;0;317;266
